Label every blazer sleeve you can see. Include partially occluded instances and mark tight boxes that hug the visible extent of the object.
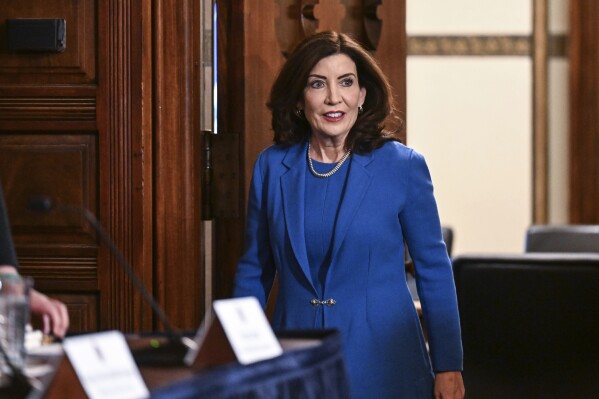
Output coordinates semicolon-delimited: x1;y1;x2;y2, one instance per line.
0;184;19;267
232;153;276;307
399;150;463;372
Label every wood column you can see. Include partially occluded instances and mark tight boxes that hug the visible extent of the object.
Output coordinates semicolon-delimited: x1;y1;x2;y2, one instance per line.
153;0;204;330
97;0;154;331
569;0;599;223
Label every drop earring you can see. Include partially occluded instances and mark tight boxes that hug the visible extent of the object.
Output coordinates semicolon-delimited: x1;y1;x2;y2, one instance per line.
358;105;363;114
296;109;304;117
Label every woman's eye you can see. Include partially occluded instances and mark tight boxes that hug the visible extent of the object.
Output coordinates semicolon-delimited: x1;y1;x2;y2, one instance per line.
309;80;325;89
340;78;354;87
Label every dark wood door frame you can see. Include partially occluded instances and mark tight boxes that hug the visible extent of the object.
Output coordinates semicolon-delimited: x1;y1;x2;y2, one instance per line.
152;0;205;330
569;0;599;223
97;0;154;332
98;0;204;332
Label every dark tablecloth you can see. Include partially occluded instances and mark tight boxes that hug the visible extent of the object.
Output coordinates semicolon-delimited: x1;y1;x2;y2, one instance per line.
150;329;350;399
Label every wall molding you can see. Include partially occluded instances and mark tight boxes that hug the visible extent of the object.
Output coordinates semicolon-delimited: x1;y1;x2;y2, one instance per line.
0;97;96;121
408;34;566;57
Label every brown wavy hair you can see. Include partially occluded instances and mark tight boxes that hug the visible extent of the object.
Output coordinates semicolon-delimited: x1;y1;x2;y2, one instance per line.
268;31;403;153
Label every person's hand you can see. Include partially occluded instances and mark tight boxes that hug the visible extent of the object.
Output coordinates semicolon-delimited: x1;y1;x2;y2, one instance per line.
434;371;465;399
0;266;70;338
29;288;70;338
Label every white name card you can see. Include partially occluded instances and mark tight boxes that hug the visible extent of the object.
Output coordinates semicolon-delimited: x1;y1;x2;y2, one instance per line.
213;296;283;365
63;330;149;399
185;296;283;368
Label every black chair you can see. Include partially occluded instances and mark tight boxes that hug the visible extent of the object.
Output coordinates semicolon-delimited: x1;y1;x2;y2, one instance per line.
525;224;599;253
441;226;454;256
453;253;599;399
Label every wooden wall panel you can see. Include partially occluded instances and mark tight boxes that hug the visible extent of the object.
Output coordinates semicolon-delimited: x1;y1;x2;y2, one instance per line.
152;0;204;330
0;0;96;84
0;0;102;334
44;293;99;333
0;0;206;336
0;133;99;327
376;1;406;141
569;0;599;223
96;0;155;333
0;86;97;132
0;0;206;335
0;134;97;250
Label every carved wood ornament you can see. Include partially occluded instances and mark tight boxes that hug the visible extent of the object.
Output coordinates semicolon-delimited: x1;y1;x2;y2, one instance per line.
274;0;383;57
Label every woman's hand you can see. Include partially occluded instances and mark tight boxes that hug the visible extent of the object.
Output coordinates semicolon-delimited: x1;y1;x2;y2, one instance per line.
434;371;465;399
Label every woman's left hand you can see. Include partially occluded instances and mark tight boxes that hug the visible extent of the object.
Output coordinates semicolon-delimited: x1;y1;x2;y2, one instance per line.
434;371;465;399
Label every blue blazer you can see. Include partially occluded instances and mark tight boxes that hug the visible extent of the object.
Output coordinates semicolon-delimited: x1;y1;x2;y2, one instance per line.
234;140;463;398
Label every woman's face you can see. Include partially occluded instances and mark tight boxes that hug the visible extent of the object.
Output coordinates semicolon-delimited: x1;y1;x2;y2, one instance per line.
300;53;366;144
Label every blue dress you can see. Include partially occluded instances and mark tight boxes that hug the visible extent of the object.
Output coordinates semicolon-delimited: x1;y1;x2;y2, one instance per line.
233;141;463;398
305;158;350;301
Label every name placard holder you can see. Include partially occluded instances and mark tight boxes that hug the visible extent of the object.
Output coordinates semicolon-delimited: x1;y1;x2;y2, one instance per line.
62;330;149;399
185;296;283;369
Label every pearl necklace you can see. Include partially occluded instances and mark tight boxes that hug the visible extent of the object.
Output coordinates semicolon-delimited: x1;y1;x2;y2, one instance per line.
307;142;352;178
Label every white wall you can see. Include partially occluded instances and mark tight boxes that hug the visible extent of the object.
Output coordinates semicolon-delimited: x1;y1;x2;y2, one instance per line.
407;0;531;34
406;0;568;255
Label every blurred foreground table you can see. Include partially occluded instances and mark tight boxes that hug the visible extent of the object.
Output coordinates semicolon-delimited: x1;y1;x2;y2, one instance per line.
34;329;349;399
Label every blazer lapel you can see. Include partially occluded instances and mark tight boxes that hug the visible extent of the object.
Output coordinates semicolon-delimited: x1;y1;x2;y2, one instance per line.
280;144;375;290
280;142;314;289
330;151;374;261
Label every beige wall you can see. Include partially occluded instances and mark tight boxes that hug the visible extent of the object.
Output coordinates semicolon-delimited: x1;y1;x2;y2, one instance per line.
548;0;569;224
406;0;568;255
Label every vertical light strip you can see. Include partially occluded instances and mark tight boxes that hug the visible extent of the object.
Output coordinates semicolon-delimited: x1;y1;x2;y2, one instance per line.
533;0;548;223
201;1;214;132
213;2;218;135
201;0;215;320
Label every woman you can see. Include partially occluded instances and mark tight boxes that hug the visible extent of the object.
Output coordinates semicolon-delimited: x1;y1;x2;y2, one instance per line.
233;31;464;398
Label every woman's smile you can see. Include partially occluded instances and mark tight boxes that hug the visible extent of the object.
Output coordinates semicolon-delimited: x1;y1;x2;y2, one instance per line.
322;111;345;122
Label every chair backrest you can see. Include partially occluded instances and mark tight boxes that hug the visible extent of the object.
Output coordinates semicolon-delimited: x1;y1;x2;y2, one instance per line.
441;226;454;256
525;224;599;253
453;253;599;399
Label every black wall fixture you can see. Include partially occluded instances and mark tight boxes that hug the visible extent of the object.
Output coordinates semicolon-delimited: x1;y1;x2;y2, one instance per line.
6;19;66;53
